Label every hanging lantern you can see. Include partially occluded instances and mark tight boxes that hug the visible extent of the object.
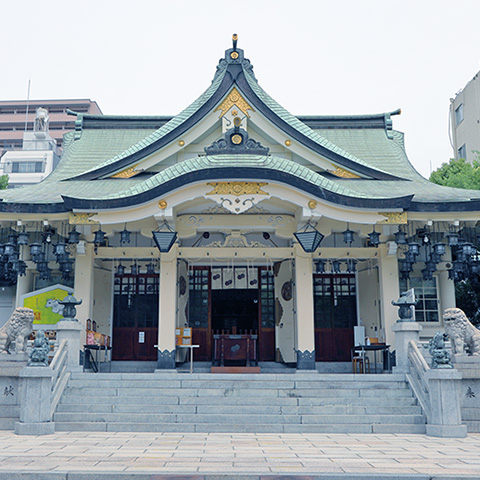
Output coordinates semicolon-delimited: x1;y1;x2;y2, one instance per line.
39;267;52;280
7;233;18;245
346;259;356;273
293;223;324;253
461;242;475;257
130;262;138;275
448;269;459;281
53;243;67;257
120;225;131;244
146;262;156;275
36;260;48;272
425;260;437;272
3;243;16;256
446;232;460;246
29;243;43;258
394;228;407;245
433;242;446;256
343;225;355;245
471;261;480;275
368;228;380;247
422;268;433;281
116;263;125;276
407;242;421;256
316;260;326;274
68;227;81;244
331;260;342;274
59;259;74;273
0;244;4;257
452;260;465;273
17;231;29;245
16;260;27;276
152;221;178;253
94;228;106;245
400;260;413;273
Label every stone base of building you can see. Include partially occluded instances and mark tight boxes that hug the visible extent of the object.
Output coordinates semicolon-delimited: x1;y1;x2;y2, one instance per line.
296;349;315;370
426;424;467;438
15;421;55;435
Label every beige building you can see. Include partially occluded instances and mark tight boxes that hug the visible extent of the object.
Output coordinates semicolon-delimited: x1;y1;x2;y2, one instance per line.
1;38;480;371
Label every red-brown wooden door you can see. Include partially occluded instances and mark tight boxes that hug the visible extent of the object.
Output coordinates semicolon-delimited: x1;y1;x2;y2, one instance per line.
314;274;356;361
112;274;159;361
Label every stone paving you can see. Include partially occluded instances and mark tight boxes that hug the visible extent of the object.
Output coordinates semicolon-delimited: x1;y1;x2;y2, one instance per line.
0;431;479;479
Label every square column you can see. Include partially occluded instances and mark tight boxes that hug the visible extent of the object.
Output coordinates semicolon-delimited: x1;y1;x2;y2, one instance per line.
156;247;177;370
294;247;315;370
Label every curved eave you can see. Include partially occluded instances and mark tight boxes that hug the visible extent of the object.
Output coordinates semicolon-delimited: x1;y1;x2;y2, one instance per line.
68;63;403;182
409;199;480;212
60;167;413;211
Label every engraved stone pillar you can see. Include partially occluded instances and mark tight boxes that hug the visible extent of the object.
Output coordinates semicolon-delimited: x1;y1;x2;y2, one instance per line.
392;322;422;373
56;321;83;372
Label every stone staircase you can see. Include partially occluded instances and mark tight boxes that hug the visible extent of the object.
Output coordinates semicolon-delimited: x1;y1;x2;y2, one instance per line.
54;372;426;434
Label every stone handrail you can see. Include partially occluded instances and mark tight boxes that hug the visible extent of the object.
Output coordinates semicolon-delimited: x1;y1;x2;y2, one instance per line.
50;339;71;416
406;339;431;421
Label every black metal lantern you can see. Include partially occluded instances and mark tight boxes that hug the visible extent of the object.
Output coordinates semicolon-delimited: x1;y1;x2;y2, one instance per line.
293;223;324;253
29;243;43;258
16;260;27;276
316;259;326;274
343;225;355;245
425;260;437;272
116;263;125;276
394;228;407;245
331;260;342;274
448;269;459;281
461;242;475;257
7;233;18;245
400;260;413;273
452;260;464;273
422;268;433;281
36;260;49;272
407;242;421;256
94;228;106;245
471;261;480;275
152;221;178;253
59;259;74;273
446;232;460;246
17;231;29;245
433;242;446;256
146;262;156;275
3;243;16;256
120;225;131;244
130;262;138;275
346;259;356;273
0;244;4;257
39;267;52;280
68;227;81;244
368;228;380;247
53;243;67;257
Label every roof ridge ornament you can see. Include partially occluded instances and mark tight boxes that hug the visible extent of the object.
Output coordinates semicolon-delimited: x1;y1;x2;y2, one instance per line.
204;126;269;156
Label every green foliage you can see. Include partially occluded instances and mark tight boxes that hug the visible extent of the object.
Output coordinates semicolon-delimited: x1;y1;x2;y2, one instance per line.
455;279;480;327
0;175;7;190
429;157;480;190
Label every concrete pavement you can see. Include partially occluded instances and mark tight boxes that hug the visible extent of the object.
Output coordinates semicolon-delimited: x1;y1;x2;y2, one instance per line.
0;431;479;479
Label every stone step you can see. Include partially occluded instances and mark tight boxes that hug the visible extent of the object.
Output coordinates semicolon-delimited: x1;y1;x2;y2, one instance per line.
0;417;17;430
56;402;422;415
53;421;427;434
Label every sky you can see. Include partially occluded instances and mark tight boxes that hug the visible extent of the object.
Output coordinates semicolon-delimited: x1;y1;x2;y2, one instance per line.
1;0;480;178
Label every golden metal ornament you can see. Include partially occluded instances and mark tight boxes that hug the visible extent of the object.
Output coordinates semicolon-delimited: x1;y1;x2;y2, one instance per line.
233;117;242;127
111;164;140;179
69;212;99;225
378;212;408;224
308;200;317;209
231;109;238;116
329;166;362;179
158;200;168;210
215;87;254;118
285;140;292;147
178;140;185;147
231;134;242;144
230;51;239;59
206;182;268;197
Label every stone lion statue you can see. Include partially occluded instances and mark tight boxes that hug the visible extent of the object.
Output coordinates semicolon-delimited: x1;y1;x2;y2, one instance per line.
0;307;34;354
443;307;480;356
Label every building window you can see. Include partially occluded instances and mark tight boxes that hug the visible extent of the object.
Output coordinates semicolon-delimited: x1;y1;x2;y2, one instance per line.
455;103;464;125
458;144;467;159
10;161;45;173
189;267;209;328
399;276;439;322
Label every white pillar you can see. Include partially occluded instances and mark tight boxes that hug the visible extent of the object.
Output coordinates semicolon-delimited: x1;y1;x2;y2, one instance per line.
15;269;34;308
378;244;400;350
392;321;422;373
294;247;315;369
73;242;94;345
156;246;177;370
56;321;83;372
438;269;456;315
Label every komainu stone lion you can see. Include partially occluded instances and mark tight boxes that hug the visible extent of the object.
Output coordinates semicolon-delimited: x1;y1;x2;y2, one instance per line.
443;307;480;356
0;307;34;354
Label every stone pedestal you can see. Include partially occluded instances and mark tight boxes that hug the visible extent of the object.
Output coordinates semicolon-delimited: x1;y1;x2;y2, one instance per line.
56;321;83;372
15;366;54;435
426;369;467;438
392;322;422;373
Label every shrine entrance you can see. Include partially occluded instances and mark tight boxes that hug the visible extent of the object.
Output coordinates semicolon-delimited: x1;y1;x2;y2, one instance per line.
188;266;276;362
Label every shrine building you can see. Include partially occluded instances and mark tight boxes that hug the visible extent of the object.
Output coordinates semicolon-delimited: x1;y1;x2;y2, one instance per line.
2;36;480;371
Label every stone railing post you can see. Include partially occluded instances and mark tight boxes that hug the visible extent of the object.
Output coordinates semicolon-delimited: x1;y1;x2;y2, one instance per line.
392;322;422;373
425;369;467;437
15;367;54;435
56;321;83;372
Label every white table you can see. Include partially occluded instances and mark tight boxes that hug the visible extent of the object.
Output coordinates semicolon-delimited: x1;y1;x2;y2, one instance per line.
177;344;200;373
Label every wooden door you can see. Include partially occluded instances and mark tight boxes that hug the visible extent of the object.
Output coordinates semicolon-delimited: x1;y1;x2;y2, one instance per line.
274;260;296;363
188;267;211;361
314;274;356;361
112;274;159;361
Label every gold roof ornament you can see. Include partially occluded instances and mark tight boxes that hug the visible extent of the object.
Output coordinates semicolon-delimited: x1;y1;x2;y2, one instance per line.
329;166;361;179
206;182;268;196
378;212;408;224
215;87;254;118
69;212;99;225
111;164;141;179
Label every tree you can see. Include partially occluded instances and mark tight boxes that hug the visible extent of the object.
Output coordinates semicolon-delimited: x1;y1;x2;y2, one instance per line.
429;157;480;189
0;174;7;190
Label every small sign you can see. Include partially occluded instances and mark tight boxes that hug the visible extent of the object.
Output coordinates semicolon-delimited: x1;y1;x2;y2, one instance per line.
139;331;145;343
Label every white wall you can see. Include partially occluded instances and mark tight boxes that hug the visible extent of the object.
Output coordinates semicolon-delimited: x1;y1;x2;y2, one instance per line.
0;285;16;327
